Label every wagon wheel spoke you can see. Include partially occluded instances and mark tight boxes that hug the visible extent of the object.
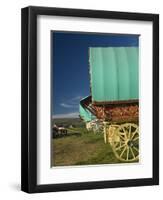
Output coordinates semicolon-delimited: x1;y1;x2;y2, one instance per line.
126;147;129;161
116;143;126;151
130;146;136;159
128;124;131;139
130;128;138;140
115;140;125;149
119;134;126;141
133;136;139;141
122;127;127;140
114;142;120;148
133;146;139;152
120;146;127;158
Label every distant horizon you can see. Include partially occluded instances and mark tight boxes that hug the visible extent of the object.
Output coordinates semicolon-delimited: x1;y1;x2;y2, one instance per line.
52;112;79;119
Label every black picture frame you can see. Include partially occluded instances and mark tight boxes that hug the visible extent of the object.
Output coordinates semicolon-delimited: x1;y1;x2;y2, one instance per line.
21;6;159;193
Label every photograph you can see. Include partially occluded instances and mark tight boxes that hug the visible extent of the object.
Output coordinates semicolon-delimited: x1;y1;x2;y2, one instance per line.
51;31;139;166
21;6;159;193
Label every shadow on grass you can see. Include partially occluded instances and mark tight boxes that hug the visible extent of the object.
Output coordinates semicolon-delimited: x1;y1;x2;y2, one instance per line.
53;132;82;139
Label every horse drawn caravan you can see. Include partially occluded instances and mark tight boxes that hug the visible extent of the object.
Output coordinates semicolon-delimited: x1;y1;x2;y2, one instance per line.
80;47;139;162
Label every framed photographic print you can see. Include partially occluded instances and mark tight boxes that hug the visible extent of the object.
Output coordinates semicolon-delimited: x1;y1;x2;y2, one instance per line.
21;6;159;193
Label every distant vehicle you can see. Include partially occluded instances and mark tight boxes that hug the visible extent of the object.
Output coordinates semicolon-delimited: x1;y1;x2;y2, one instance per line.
52;124;68;137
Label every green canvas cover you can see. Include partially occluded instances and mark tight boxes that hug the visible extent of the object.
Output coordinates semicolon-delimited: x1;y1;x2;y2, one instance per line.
89;47;139;103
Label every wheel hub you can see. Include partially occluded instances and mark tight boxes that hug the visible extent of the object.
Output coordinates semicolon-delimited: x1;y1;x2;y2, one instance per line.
127;140;134;147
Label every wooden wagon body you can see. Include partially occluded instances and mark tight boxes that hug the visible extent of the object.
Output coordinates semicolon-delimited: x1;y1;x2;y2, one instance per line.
80;96;139;123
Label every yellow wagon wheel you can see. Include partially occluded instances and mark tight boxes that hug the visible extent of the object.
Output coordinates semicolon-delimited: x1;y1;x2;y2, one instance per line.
112;123;139;162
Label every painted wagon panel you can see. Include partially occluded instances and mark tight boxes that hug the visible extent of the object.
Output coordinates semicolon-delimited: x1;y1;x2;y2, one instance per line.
79;97;96;122
89;47;139;104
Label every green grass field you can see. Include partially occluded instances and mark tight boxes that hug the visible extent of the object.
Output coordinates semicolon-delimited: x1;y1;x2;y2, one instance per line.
52;126;122;166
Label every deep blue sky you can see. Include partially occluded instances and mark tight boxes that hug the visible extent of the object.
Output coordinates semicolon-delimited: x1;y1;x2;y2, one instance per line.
52;31;139;118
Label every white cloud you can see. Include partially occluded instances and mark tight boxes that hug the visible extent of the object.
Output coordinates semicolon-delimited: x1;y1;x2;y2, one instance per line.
60;103;75;108
60;95;83;108
71;95;83;101
52;112;79;119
